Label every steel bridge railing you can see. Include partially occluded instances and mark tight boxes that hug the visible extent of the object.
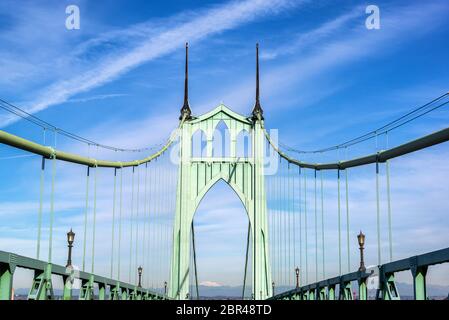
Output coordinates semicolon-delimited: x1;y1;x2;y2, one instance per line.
268;247;449;300
0;250;168;300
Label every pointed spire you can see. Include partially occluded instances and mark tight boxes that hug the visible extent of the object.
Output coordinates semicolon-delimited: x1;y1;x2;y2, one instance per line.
252;43;264;120
179;42;192;120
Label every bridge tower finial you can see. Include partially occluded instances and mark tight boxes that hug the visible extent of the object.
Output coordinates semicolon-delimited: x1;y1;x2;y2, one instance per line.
180;42;192;120
252;43;264;121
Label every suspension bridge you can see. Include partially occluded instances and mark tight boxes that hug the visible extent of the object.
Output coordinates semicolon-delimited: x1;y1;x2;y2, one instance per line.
0;43;448;300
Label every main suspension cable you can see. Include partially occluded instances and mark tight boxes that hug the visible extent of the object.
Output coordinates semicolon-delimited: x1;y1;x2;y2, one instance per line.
279;92;449;154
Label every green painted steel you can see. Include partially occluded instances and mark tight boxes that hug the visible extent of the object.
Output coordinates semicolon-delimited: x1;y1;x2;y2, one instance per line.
62;270;74;300
0;250;166;300
1;124;449;170
98;283;106;300
378;273;400;300
28;264;54;300
328;285;335;300
358;278;368;300
340;281;353;300
0;262;14;300
263;126;449;170
270;247;449;300
169;104;272;300
411;266;427;300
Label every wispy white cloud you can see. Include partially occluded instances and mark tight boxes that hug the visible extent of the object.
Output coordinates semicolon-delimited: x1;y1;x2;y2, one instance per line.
261;5;363;60
0;0;302;128
66;93;129;104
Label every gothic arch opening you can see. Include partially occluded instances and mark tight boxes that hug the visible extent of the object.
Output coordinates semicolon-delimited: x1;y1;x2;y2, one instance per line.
190;179;252;299
236;129;252;158
191;129;207;157
212;120;230;157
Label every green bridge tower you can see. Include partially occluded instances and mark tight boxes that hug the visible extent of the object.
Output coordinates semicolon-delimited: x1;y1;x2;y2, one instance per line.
169;43;272;300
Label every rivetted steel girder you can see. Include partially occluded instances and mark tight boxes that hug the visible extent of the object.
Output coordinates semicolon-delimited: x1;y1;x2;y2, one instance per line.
269;246;449;300
0;250;166;299
0;126;448;169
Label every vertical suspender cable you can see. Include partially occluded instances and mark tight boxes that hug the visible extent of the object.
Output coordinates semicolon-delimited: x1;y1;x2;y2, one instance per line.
283;161;287;286
48;130;57;263
298;166;302;285
287;162;291;287
147;162;154;287
376;160;381;265
129;166;135;283
36;129;46;260
289;162;296;276
276;162;282;285
386;133;393;262
320;170;325;280
135;165;140;283
166;155;171;285
156;158;162;290
118;168;123;281
275;161;279;287
143;163;148;286
345;168;350;273
191;223;199;299
149;162;154;289
304;169;308;284
314;169;318;282
91;164;98;274
36;157;45;259
82;166;90;272
242;223;251;299
48;153;56;263
337;169;342;276
267;173;272;290
111;168;117;278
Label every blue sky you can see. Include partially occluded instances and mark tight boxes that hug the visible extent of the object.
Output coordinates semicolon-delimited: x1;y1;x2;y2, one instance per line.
0;0;449;293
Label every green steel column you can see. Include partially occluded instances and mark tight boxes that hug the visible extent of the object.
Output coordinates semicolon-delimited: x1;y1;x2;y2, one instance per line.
343;282;353;300
79;275;94;300
121;288;128;300
62;273;73;300
319;287;326;300
411;266;428;300
0;262;14;300
111;282;120;300
358;278;367;300
309;289;315;300
379;272;400;300
328;285;335;300
28;263;54;300
98;283;106;300
303;290;309;300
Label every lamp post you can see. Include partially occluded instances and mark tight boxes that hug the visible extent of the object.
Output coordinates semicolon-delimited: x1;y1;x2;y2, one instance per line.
138;266;143;288
295;267;300;288
357;231;366;272
164;281;167;296
66;229;75;268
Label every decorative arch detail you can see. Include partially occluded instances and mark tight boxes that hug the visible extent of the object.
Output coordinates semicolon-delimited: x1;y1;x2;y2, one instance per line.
169;104;271;300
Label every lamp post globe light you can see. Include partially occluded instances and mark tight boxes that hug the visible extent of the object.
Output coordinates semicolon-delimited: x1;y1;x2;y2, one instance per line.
66;228;75;268
138;266;143;288
357;231;366;272
295;267;300;288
